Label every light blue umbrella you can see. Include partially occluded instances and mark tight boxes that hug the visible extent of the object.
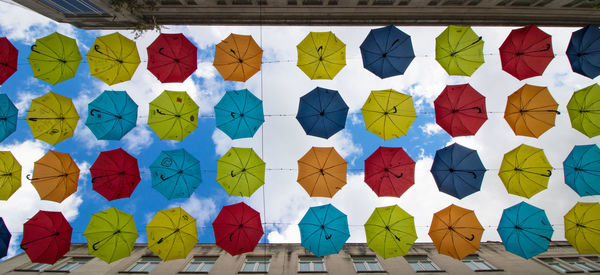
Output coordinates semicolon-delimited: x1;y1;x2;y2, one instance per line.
563;144;600;196
86;90;137;140
0;94;17;143
214;89;264;139
497;201;553;259
298;204;349;257
150;149;202;199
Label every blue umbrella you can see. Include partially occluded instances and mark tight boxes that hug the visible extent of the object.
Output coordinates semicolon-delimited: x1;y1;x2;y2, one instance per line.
430;143;486;199
298;204;349;257
150;149;202;199
0;217;10;258
497;201;553;259
0;94;17;143
86;90;138;140
566;25;600;79
360;25;415;79
296;87;348;139
214;89;264;139
563;144;600;196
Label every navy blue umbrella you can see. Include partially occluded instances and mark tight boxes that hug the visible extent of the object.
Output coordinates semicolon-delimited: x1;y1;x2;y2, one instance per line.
430;143;486;199
567;25;600;79
0;217;10;258
296;87;348;139
360;25;415;79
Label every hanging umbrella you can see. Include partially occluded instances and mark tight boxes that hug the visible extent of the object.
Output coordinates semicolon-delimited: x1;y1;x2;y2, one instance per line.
297;31;346;80
213;202;263;256
0;94;18;142
86;90;138;140
297;147;347;198
28;150;79;203
499;144;552;199
86;32;140;85
217;147;265;197
435;25;484;76
564;202;600;254
26;91;79;145
563;145;600;196
0;37;18;85
213;33;262;82
364;205;417;259
298;204;349;257
504;84;559;138
430;143;486;199
364;146;415;198
429;204;484;260
499;25;554;80
214;89;264;139
434;84;487;137
296;87;349;139
567;25;600;79
148;90;198;141
361;89;416;140
83;207;138;263
147;33;197;83
567;83;600;138
150;148;201;199
360;25;415;79
21;210;72;264
147;207;197;261
0;151;21;200
497;201;553;259
90;148;141;201
0;217;9;258
28;32;81;85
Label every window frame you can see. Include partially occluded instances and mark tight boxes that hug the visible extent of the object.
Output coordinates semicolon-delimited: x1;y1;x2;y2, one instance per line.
537;257;583;273
51;257;92;272
181;256;218;273
351;255;385;272
14;262;53;272
124;256;162;273
240;256;271;273
561;257;600;272
405;255;443;272
461;255;502;272
298;256;326;273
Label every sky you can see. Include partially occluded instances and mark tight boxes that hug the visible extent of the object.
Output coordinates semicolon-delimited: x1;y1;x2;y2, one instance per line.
0;0;599;261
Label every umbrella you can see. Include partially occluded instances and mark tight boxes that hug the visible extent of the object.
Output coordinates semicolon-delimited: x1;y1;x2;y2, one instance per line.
499;25;554;80
564;202;600;254
504;84;559;138
0;217;9;258
0;151;21;200
0;94;18;142
364;205;417;259
217;147;265;197
499;144;552;199
360;25;415;79
361;89;416;140
567;25;600;79
563;145;600;196
28;32;81;85
86;90;138;140
434;84;487;137
29;150;79;203
90;148;141;201
298;204;349;257
213;202;263;256
86;32;140;85
429;204;484;260
148;90;198;141
150;148;201;199
567;83;600;138
297;31;346;80
497;201;553;259
296;87;349;139
297;147;347;198
0;37;18;85
364;146;415;198
213;33;262;82
430;143;486;199
147;207;197;261
214;89;264;139
26;91;79;145
147;33;197;83
435;25;484;76
83;207;138;263
21;210;72;264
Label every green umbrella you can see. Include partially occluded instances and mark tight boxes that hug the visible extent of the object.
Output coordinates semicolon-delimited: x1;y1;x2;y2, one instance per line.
83;207;138;263
567;83;600;138
364;205;417;259
435;25;484;76
148;90;198;141
28;32;81;85
217;147;265;197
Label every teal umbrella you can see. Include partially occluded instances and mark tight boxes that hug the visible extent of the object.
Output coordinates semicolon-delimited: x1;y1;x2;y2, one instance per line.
298;204;349;257
150;149;202;199
563;145;600;196
214;89;264;139
86;90;138;140
497;202;553;259
0;94;17;142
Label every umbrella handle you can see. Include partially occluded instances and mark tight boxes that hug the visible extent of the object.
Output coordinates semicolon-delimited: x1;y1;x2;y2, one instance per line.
231;171;236;177
230;112;236;118
158;48;178;62
544;170;552;177
325;234;332;240
26;174;33;180
465;234;475;241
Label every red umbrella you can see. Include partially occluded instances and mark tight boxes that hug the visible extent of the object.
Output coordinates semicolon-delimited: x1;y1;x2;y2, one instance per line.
499;25;554;80
0;37;18;85
21;210;72;264
364;147;415;197
90;148;141;201
147;33;197;83
212;202;263;256
434;84;488;137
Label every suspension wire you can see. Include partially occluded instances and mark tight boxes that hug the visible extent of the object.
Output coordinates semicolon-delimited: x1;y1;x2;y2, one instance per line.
258;1;269;272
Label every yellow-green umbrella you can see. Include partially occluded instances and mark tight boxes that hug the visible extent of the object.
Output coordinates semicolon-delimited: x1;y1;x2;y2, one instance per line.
217;147;265;197
361;89;416;140
499;144;552;198
83;207;137;263
0;151;20;200
28;32;81;85
148;90;198;141
364;205;417;259
147;207;197;261
86;32;140;85
297;31;346;80
564;202;600;254
26;92;79;145
567;83;600;138
435;25;484;76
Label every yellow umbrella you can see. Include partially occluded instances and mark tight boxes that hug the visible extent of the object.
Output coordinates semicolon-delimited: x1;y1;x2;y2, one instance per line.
26;92;79;145
0;151;20;200
564;202;600;254
499;144;552;198
147;207;197;261
361;89;416;140
297;31;346;80
86;32;140;85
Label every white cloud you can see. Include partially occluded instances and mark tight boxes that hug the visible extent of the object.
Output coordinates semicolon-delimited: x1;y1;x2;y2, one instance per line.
121;125;154;155
420;122;443;136
0;1;77;44
167;194;217;227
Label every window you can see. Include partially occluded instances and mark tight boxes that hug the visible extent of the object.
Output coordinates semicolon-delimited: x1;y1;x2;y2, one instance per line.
462;255;498;271
352;256;384;272
539;258;578;273
127;257;161;272
561;257;600;272
183;257;217;273
18;262;52;271
54;257;91;272
299;257;325;272
241;257;270;273
405;255;441;272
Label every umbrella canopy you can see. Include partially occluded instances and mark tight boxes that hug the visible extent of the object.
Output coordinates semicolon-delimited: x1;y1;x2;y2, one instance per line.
435;25;484;76
87;32;140;85
497;202;553;259
563;145;600;196
150;149;201;199
360;25;414;79
29;150;79;203
504;84;559;138
28;32;81;85
147;207;197;261
567;83;600;138
213;33;262;82
0;37;18;85
0;217;9;258
213;202;263;256
429;204;484;260
21;210;72;264
364;146;415;198
297;31;346;80
431;143;486;199
0;151;21;200
147;33;197;83
296;87;349;139
364;205;417;259
217;147;265;197
567;25;600;79
499;144;552;199
434;84;487;137
148;90;198;141
90;148;141;201
26;91;79;145
214;89;264;139
564;202;600;254
83;207;138;263
299;204;349;257
361;89;416;140
499;25;554;80
86;90;138;140
297;147;347;198
0;94;18;142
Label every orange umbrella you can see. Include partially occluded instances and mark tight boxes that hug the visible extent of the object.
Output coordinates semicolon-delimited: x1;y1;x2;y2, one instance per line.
28;151;79;203
429;204;484;260
213;34;262;82
297;147;347;198
504;84;559;138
